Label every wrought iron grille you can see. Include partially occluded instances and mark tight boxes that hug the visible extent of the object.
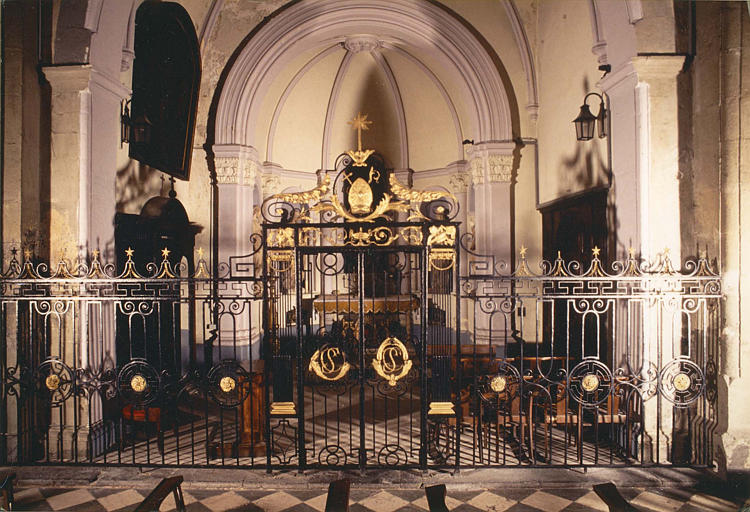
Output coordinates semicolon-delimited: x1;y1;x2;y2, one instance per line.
0;148;721;469
0;242;721;469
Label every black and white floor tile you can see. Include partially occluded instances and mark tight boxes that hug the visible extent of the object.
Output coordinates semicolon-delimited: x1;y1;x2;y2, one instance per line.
10;484;744;512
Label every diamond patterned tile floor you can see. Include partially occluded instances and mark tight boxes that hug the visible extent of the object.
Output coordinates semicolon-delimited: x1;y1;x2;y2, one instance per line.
8;484;745;511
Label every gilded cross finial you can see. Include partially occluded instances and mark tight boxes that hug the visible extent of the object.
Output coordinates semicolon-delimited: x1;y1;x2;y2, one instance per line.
161;247;170;259
592;246;601;258
125;247;134;258
519;245;527;257
348;112;372;152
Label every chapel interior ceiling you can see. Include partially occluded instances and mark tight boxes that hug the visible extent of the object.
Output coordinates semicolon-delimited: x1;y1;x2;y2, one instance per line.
253;38;471;174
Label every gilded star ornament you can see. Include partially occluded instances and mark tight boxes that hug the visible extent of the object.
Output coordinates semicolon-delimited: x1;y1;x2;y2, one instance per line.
592;246;601;257
197;247;204;259
519;245;527;257
161;247;171;259
125;247;134;258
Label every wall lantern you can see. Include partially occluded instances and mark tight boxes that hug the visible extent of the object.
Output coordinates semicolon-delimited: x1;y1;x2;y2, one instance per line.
573;92;607;141
120;99;152;146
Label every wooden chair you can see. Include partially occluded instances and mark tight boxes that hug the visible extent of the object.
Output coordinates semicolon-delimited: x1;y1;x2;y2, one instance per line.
593;482;642;511
122;404;164;454
134;476;185;512
425;484;449;512
0;471;16;511
324;478;350;512
478;380;534;463
542;383;580;460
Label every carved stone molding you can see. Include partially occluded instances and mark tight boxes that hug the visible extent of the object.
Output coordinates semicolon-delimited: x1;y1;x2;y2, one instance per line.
449;172;471;193
344;35;381;53
488;154;513;183
212;145;260;186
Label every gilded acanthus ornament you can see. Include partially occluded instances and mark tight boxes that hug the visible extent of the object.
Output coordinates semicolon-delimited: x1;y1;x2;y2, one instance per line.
389;174;455;204
269;175;330;205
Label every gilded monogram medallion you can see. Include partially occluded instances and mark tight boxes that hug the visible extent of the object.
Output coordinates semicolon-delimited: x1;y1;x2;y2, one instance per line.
309;345;351;381
372;337;412;387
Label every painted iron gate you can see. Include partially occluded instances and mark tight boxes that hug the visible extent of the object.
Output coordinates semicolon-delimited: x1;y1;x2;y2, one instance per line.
262;151;460;469
0;155;722;470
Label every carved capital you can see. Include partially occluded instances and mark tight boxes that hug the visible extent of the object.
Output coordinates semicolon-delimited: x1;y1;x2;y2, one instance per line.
262;174;281;196
449;172;471;193
487;154;513;183
470;158;484;185
242;160;258;184
215;157;240;184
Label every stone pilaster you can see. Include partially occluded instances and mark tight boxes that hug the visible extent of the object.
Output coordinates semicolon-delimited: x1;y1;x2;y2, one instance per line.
718;3;750;484
628;55;685;462
631;55;685;262
42;65;93;259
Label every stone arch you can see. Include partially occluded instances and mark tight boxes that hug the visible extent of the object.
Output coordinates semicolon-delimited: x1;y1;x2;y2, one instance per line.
212;0;518;157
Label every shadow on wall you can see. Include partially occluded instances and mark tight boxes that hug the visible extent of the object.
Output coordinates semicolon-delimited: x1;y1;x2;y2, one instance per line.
560;77;616;253
350;65;402;169
116;159;165;215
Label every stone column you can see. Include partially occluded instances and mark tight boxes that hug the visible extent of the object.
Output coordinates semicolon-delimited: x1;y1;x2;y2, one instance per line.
212;144;261;362
467;142;515;345
213;145;259;264
449;170;471;335
468;142;515;272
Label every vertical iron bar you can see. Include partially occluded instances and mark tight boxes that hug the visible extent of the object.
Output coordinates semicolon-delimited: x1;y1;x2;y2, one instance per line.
296;237;305;470
358;251;366;469
262;225;272;471
454;224;461;470
420;247;427;469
